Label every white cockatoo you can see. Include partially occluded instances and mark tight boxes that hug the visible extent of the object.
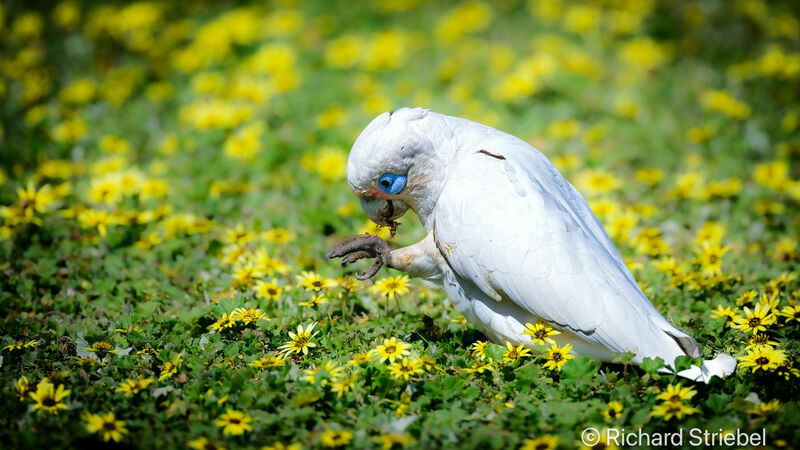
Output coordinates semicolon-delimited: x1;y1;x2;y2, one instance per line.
327;107;736;382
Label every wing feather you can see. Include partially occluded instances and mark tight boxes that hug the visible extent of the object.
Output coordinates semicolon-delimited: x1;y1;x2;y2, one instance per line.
434;138;669;350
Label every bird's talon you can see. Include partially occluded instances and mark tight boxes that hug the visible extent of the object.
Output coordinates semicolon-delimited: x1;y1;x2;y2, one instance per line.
327;234;392;278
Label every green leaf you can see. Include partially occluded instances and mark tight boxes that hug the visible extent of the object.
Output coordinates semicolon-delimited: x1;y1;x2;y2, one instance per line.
560;356;597;382
640;357;665;374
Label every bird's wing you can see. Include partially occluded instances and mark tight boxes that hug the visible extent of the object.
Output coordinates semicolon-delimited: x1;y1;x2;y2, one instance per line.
433;136;688;353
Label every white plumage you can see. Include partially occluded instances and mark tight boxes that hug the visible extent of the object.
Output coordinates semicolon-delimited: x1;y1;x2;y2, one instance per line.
328;107;735;382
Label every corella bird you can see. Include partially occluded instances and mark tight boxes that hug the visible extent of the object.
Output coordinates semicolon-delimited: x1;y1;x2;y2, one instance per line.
327;107;735;382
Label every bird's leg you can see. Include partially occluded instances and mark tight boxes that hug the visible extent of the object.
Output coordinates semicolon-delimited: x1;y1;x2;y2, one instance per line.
327;232;444;282
326;234;393;280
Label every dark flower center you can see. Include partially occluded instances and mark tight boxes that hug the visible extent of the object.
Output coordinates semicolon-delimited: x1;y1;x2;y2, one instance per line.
229;418;241;424
102;421;117;431
755;357;770;366
41;396;56;407
749;317;761;327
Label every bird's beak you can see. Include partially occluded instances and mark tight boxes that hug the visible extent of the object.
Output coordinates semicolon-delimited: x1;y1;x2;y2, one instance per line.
360;197;409;228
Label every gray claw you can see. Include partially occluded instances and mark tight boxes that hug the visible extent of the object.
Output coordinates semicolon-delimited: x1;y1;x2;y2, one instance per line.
326;234;393;279
342;251;371;266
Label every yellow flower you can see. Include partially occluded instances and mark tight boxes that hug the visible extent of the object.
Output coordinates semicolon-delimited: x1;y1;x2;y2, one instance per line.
371;275;411;300
262;442;302;450
649;401;700;421
656;384;697;404
435;1;492;43
210;313;236;332
374;337;410;363
748;399;781;418
709;305;739;325
15;376;31;400
249;354;288;369
301;361;344;385
373;432;414;449
223;122;263;162
279;322;319;356
188;437;226;450
521;322;561;346
314;147;348;183
331;373;358;398
231;307;267;325
470;341;489;360
463;360;495;374
734;303;777;333
781;305;800;323
738;347;786;372
77;209;114;237
115;376;154;397
753;160;790;191
700;89;751;120
576;169;621;195
635;168;663;186
694;242;730;278
252;250;289;275
502;342;532;363
296;271;337;292
299;294;329;308
541;343;574;370
745;333;780;350
604;401;623;420
520;435;559;450
320;428;354;447
735;290;758;306
316;106;346;129
84;412;128;442
387;357;424;380
158;354;182;381
231;264;263;287
255;279;283;300
359;220;393;240
214;409;253;436
100;134;131;154
687;124;716;144
85;341;118;359
695;221;726;246
324;35;363;68
618;37;671;71
3;339;41;352
30;378;70;414
262;228;294;244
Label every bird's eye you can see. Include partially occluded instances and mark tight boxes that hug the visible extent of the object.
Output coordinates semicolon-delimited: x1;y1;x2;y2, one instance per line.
377;173;407;195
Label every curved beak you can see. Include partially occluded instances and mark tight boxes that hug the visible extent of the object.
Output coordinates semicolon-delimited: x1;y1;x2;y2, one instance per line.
360;197;409;228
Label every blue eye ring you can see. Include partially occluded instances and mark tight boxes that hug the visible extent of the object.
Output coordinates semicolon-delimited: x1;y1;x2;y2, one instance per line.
378;173;407;195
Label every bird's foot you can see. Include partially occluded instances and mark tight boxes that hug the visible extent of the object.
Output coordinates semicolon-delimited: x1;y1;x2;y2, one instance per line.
326;234;393;280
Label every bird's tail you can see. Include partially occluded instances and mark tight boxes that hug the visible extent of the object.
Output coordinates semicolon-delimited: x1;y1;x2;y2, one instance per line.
675;353;737;383
651;315;737;382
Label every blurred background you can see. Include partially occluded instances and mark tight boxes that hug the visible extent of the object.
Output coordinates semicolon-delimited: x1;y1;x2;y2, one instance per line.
1;0;799;297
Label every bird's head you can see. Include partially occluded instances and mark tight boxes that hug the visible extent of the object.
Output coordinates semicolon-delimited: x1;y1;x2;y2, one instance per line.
346;107;449;231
